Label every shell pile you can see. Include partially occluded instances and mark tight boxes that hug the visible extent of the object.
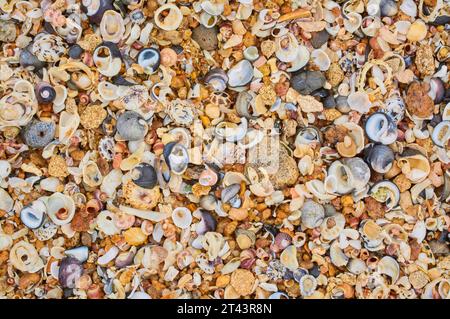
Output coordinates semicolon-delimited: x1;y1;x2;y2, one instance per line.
0;0;449;300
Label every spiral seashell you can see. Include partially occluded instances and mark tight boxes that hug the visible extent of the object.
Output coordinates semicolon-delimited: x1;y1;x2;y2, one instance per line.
93;42;122;77
46;192;76;226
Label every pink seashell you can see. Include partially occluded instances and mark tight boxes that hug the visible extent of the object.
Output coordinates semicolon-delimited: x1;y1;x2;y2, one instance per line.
253;56;267;68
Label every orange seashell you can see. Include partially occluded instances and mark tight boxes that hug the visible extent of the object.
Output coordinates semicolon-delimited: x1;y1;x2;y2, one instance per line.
278;8;311;22
160;48;178;67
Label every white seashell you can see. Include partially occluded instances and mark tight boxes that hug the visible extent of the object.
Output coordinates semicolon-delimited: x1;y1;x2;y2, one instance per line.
52;85;67;113
400;0;417;17
82;161;103;187
377;256;400;283
0;233;13;251
154;4;183;31
347;258;367;275
96;210;121;235
287;46;310;73
101;169;123;199
93;45;122;77
361;16;382;37
171;207;192;229
39;177;61;192
243;46;259;61
299;275;317;297
311;49;331;71
97;246;119;266
347;91;372;114
119;205;170;222
410;220;426;243
0;160;11;179
0;188;13;212
100;10;125;43
280;245;298;271
344;12;362;33
199;11;218;28
46;193;76;226
215;117;248;142
227;60;253;87
98;81;122;101
366;0;381;16
58;111;80;145
330;240;349;267
275;34;299;63
201;0;224;16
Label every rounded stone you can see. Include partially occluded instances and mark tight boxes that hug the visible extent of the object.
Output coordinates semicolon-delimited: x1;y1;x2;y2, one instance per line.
311;30;330;49
116;111;147;141
192;25;219;51
21;120;56;148
290;71;326;95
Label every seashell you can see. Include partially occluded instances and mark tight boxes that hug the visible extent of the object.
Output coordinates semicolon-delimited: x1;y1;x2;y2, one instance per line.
361;16;382;37
130;163;157;189
35;82;56;104
299;275;317;297
236;229;256;249
280;245;298;271
31;33;67;62
0;80;37;128
199;166;219;186
204;68;228;92
96;210;120;235
227;60;253;88
343;12;362;33
436;46;450;63
287;45;310;72
81;0;114;25
311;49;331;71
115;248;136;269
10;241;44;273
431;121;450;148
0;160;11;183
98;136;116;161
330;240;349;267
58;257;83;289
199;12;218;29
46;193;76;226
410;220;426;243
406;20;427;42
83;161;103;188
215;117;248;142
58;111;80;145
428;78;445;104
137;48;161;75
195;210;217;235
93;42;122;77
326;158;370;194
300;200;325;229
365;112;398;145
397;150;430;183
380;0;398;17
171;207;192;229
167;99;196;126
20;200;47;229
369;180;400;210
347;258;367;275
117;111;148;141
154;4;183;31
400;0;417;17
320;214;346;241
275;34;299;63
364;144;395;173
53;85;67;112
295;126;322;146
347;91;372;114
65;246;89;263
377;256;400;283
163;142;189;175
100;10;124;43
0;188;13;212
22;120;55;149
238;129;264;150
243;46;259;62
